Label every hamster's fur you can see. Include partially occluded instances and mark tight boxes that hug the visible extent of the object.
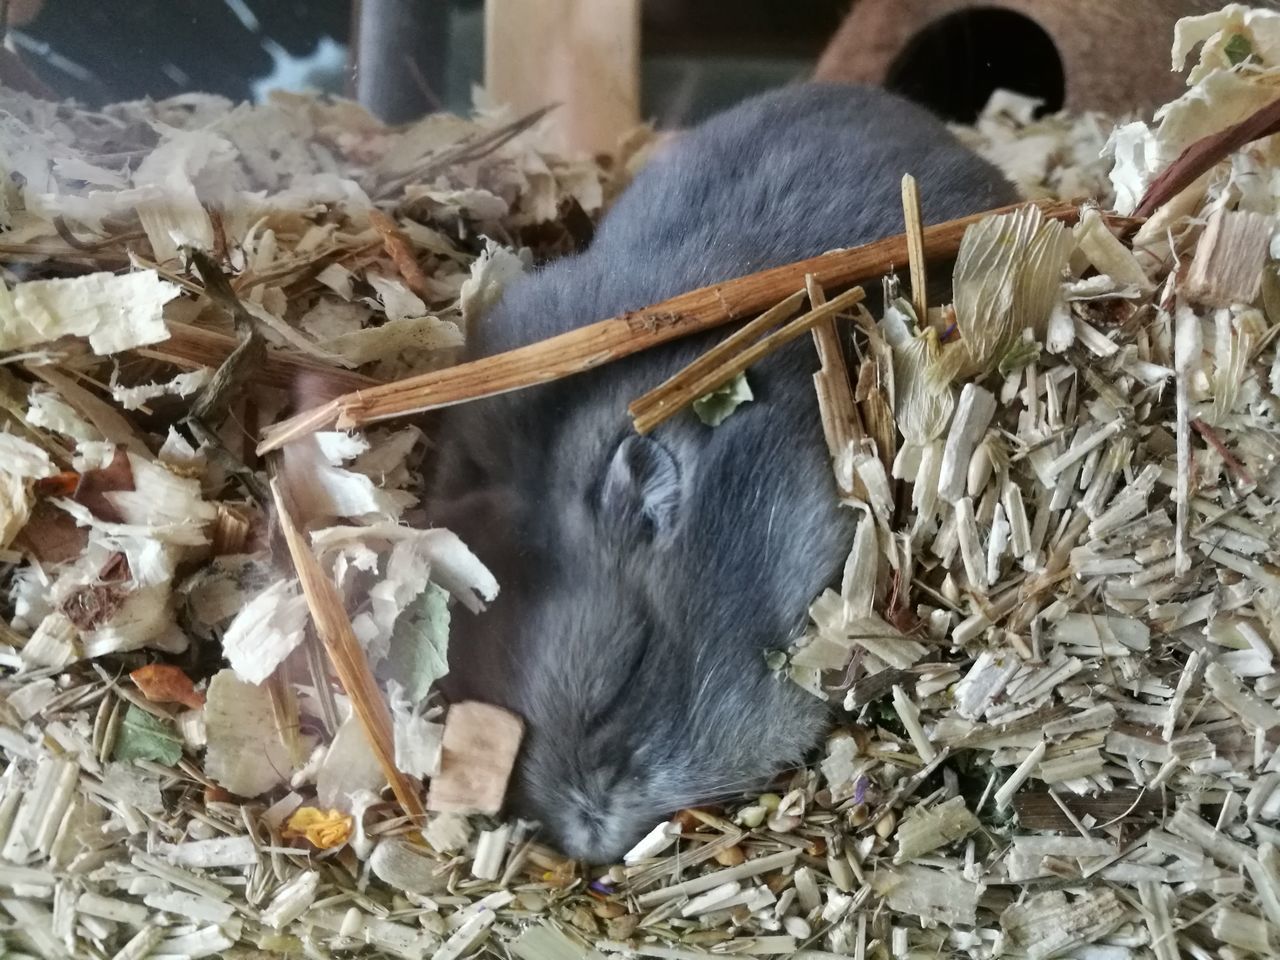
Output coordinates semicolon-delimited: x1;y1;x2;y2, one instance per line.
427;84;1017;863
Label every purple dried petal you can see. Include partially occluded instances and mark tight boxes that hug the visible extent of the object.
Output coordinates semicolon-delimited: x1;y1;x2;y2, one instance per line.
852;775;869;805
589;879;614;895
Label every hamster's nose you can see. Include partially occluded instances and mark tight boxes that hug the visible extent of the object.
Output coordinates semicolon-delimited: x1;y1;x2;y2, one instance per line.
548;816;640;865
553;819;610;863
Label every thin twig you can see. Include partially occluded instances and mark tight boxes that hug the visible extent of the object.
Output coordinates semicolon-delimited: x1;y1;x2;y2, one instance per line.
627;289;807;420
137;322;380;398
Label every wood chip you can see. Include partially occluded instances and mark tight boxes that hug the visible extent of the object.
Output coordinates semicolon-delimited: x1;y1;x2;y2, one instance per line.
426;701;524;816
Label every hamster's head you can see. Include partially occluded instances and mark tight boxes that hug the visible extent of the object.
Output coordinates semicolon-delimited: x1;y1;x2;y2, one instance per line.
430;392;840;863
504;552;829;863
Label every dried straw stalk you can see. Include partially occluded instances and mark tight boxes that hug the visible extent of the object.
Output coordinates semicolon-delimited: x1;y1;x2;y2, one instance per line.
900;173;929;320
627;289;807;419
629;285;866;435
804;276;864;492
268;476;426;823
259;197;1119;453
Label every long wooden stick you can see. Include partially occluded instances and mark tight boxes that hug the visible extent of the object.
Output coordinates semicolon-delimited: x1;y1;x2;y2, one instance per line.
258;198;1109;454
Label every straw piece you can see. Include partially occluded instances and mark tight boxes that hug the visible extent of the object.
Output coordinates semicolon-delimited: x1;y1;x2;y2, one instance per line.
627;289;806;419
630;286;866;435
268;476;425;823
140;322;380;396
901;174;928;320
805;277;864;485
259;198;1101;452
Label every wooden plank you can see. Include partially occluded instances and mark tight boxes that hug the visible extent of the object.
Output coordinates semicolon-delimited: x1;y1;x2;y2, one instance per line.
484;0;641;155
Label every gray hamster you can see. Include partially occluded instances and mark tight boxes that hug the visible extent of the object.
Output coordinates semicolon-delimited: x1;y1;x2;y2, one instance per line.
426;83;1017;863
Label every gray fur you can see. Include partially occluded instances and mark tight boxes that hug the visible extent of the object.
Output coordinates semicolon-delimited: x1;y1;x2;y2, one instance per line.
426;83;1017;863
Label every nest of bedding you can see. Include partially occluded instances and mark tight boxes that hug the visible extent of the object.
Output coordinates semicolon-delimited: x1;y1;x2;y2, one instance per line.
4;5;1280;959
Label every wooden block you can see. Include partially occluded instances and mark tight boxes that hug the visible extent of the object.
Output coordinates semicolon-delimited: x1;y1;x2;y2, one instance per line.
426;701;525;816
1185;209;1273;308
484;0;641;156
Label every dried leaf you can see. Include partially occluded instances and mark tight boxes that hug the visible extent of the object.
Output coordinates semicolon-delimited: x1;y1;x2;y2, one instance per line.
950;204;1072;375
691;371;754;426
113;704;183;765
382;582;451;704
130;663;205;710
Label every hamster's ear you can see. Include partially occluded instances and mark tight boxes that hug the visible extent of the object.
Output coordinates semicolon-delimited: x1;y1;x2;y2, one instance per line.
601;435;682;538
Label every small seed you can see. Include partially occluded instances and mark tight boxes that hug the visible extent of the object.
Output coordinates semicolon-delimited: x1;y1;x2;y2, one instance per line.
765;871;791;894
768;812;802;833
714;844;746;867
784;916;812;939
673;808;702;831
874;809;898;839
593;901;626;919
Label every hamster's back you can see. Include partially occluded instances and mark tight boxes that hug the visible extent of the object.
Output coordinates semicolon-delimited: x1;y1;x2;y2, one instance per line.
468;83;1018;358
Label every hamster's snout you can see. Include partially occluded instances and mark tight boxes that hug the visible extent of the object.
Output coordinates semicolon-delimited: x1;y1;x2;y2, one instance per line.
513;743;669;864
547;785;655;863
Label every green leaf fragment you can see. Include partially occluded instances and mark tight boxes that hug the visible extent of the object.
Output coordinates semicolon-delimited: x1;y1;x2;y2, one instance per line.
1225;33;1254;66
998;336;1041;376
114;704;183;765
693;372;753;427
382;582;451;705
